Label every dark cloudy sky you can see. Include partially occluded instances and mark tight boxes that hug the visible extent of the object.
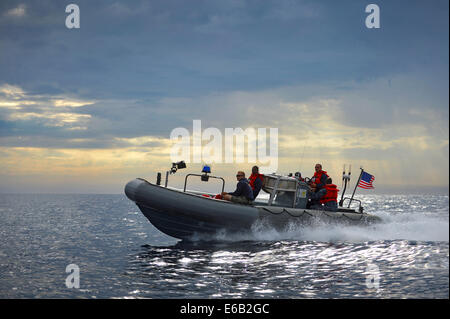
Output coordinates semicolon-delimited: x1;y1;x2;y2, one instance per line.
0;0;448;193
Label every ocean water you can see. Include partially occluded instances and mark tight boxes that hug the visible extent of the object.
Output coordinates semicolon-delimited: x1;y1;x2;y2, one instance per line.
0;193;448;299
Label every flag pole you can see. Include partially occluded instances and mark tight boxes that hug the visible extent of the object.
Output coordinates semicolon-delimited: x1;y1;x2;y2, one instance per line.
348;167;364;208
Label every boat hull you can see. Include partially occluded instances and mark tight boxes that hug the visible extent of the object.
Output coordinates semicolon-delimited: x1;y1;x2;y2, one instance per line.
125;178;381;240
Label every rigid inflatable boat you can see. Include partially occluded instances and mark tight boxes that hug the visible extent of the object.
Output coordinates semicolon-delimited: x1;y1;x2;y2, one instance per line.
124;165;382;240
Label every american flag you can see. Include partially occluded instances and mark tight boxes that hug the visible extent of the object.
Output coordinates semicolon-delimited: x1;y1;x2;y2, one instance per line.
358;171;375;189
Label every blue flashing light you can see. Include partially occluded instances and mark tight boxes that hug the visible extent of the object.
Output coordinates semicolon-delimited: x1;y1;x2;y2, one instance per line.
202;165;211;174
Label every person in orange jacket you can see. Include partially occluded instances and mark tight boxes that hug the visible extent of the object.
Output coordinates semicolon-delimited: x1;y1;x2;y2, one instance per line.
320;178;339;211
310;177;339;211
248;166;264;199
310;163;329;192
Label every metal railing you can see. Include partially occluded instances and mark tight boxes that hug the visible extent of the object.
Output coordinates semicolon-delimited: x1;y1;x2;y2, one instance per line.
183;174;225;194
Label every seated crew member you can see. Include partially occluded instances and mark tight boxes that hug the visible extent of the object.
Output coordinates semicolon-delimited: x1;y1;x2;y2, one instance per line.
319;178;339;211
221;171;254;205
309;177;338;211
310;163;329;192
248;166;264;199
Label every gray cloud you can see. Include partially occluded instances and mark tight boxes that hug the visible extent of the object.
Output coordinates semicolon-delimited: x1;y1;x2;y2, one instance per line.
1;0;447;101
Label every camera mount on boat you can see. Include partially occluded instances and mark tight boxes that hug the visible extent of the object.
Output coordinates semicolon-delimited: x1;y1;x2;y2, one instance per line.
170;161;186;174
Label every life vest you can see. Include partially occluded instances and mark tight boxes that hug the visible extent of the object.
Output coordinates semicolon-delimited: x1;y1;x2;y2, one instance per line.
249;173;264;190
320;184;339;204
313;170;328;185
